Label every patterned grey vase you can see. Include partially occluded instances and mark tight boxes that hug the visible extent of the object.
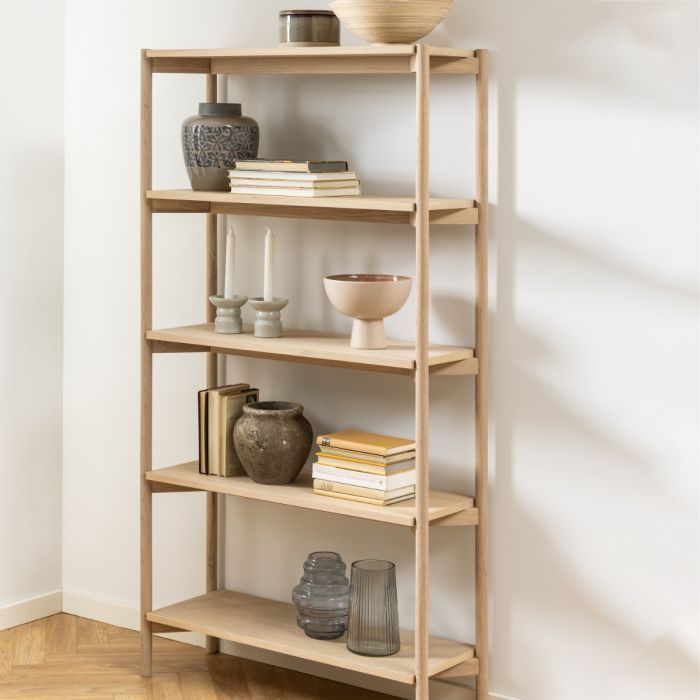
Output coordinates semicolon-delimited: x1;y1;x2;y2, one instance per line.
182;103;259;191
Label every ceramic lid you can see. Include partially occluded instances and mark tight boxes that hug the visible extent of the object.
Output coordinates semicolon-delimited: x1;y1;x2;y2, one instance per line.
279;9;337;15
198;103;242;117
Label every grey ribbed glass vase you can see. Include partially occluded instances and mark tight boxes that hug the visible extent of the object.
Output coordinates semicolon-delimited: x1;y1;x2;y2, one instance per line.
347;560;400;656
292;552;349;640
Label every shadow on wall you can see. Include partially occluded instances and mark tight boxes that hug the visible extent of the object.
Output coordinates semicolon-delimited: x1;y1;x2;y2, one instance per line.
204;2;700;699
444;0;700;699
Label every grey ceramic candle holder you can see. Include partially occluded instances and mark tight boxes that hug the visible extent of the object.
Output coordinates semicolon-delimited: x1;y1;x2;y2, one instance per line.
209;295;248;334
248;297;289;338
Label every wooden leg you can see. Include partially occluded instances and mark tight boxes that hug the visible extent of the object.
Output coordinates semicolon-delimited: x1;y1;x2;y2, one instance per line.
474;48;489;700
140;474;153;677
140;49;153;678
204;72;220;655
414;43;431;700
205;491;219;654
205;226;219;655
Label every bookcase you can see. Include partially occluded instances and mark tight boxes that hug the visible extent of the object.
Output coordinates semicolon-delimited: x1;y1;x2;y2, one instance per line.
140;45;488;700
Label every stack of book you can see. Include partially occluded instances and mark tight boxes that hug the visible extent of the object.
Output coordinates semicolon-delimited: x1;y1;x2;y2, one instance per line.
312;431;416;506
198;383;258;476
229;159;361;197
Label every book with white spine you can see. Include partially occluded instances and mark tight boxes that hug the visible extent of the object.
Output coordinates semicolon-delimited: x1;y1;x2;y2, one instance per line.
314;479;415;500
311;463;416;491
230;186;360;198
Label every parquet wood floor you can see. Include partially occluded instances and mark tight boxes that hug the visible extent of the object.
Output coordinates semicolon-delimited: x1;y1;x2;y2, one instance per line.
0;614;395;699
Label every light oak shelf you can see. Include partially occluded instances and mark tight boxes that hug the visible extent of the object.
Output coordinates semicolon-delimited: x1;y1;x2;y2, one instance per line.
140;44;490;699
146;45;479;75
147;462;478;528
147;323;477;376
147;190;478;226
147;590;477;685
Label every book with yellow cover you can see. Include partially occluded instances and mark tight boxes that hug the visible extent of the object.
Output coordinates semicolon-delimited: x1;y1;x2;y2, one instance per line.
207;383;250;476
314;479;415;501
314;453;414;475
318;445;416;464
313;489;415;506
218;388;258;477
315;431;415;457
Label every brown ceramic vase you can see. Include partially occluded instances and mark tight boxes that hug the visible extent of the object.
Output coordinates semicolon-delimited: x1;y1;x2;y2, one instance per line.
233;402;313;485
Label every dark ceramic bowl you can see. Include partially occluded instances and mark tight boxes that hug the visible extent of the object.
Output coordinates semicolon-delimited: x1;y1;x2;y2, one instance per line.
279;10;340;47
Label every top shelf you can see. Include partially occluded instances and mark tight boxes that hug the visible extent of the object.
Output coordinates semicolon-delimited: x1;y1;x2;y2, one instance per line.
145;45;479;75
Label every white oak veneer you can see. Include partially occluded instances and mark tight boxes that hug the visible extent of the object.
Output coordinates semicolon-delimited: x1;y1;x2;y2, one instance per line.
146;190;478;226
145;45;478;75
147;590;476;685
140;44;490;698
146;462;478;528
146;323;477;376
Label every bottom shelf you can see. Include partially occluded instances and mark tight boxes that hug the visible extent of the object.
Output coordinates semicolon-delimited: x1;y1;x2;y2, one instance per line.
147;590;474;685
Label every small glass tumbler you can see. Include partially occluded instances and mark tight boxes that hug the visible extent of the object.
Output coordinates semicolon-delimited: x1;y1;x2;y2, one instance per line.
292;551;349;640
347;559;400;656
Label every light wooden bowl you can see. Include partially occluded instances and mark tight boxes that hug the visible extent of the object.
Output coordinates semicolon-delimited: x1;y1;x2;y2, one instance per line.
329;0;453;44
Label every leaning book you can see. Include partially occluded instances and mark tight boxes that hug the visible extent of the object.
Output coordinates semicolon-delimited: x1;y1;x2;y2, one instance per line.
208;384;250;476
198;383;249;475
198;389;208;475
218;388;258;477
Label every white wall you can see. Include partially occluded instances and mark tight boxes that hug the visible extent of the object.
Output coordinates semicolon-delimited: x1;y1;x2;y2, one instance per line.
0;0;64;627
62;1;699;699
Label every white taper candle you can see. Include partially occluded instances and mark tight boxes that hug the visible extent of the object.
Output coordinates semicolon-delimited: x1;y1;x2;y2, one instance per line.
263;227;275;301
224;227;236;299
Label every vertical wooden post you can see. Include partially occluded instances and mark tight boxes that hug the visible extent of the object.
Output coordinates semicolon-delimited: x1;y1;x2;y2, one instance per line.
205;73;220;655
474;48;489;700
140;49;153;678
414;43;430;700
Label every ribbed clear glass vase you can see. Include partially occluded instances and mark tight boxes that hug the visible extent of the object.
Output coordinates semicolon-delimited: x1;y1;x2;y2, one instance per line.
346;559;400;656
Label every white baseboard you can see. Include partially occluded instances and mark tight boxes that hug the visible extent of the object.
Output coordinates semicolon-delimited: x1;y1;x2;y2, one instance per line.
0;590;62;631
62;588;140;630
61;589;202;646
57;590;519;700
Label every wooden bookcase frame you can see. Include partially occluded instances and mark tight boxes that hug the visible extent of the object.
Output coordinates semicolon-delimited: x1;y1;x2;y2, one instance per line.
140;44;488;700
